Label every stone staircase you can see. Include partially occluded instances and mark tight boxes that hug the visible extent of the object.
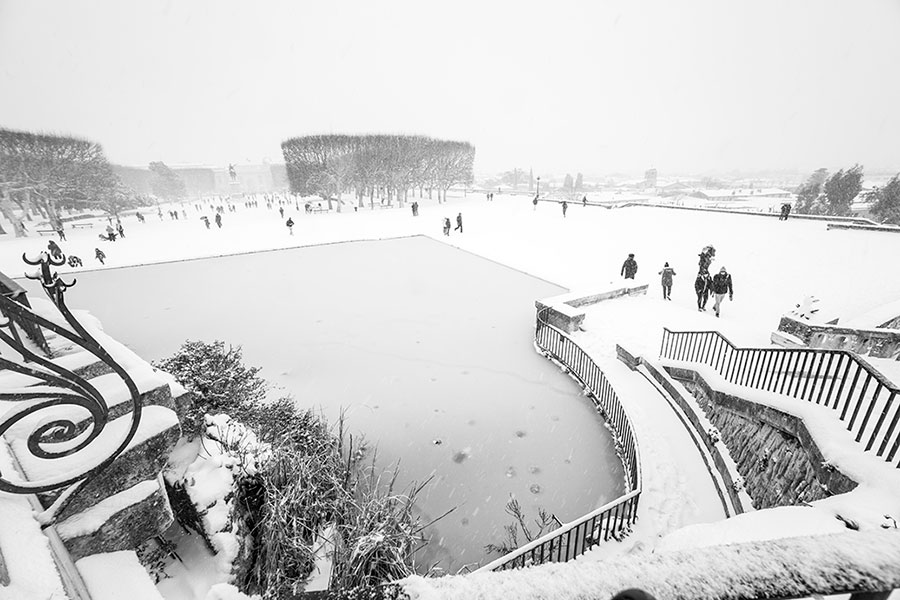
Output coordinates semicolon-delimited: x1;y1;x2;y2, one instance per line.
1;319;191;597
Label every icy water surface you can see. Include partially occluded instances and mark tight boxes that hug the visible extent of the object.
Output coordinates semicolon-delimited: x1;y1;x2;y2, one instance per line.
43;236;625;572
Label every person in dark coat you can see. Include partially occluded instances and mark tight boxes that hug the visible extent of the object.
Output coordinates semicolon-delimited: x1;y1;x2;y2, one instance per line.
56;227;66;241
215;213;223;228
658;262;676;300
711;267;733;317
47;240;63;260
694;269;712;311
621;253;638;279
561;201;568;217
201;215;211;229
454;213;463;233
94;248;106;265
286;217;294;235
116;222;125;239
443;217;451;236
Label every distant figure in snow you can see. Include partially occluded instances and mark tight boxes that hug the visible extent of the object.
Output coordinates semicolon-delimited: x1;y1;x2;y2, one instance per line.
698;245;716;271
47;240;63;260
286;217;294;235
561;201;568;217
279;206;284;218
56;227;66;241
454;212;463;233
136;211;146;223
659;262;676;300
694;269;713;311
94;248;106;265
67;255;83;268
157;208;164;220
443;217;451;236
215;213;222;228
582;195;588;207
779;203;792;221
621;253;638;280
116;222;125;239
533;195;539;211
711;267;734;318
201;215;211;229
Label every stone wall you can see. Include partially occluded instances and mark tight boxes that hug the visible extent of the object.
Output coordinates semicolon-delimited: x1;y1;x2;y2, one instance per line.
776;315;900;360
667;367;857;509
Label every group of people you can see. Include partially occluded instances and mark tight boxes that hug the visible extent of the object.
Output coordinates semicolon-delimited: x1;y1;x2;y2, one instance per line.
779;203;792;221
693;246;733;317
620;246;736;317
442;213;463;235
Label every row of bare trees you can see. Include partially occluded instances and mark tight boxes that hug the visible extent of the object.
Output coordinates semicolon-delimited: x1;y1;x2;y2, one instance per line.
281;134;475;210
0;127;136;236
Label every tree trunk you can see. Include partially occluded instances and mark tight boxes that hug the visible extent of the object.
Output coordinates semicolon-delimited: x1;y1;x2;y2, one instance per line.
0;191;26;237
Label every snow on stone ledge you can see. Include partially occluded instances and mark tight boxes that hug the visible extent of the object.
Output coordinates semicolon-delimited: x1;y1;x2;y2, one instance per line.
56;478;160;540
76;550;164;600
399;530;900;600
0;442;66;600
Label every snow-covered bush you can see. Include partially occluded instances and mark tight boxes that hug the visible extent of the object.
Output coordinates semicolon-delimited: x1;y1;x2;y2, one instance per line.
158;340;426;597
153;340;268;438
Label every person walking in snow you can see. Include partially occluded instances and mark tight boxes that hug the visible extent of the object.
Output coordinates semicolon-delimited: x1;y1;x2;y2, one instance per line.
659;262;676;300
454;213;463;233
94;248;106;265
279;206;284;218
201;215;211;229
136;211;146;223
561;201;568;217
694;269;713;311
116;222;125;239
443;217;451;236
56;227;66;241
47;240;63;260
286;217;294;235
582;195;588;207
711;267;734;318
621;253;638;280
698;246;716;272
215;213;223;228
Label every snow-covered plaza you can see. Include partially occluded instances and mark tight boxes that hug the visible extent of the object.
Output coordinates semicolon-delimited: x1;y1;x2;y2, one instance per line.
2;192;899;598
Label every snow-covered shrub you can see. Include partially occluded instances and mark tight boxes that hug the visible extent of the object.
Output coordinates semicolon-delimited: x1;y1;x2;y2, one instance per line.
153;340;268;438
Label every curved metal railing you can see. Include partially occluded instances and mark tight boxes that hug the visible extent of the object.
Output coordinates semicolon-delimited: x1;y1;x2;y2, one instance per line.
476;307;642;572
0;251;142;500
660;328;900;468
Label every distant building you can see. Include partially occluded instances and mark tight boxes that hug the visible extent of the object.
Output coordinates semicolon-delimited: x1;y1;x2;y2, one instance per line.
643;168;658;188
693;188;792;201
113;163;289;198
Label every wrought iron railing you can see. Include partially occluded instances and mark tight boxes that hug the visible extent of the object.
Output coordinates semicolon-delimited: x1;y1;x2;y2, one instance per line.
660;328;900;468
476;308;642;572
0;251;142;500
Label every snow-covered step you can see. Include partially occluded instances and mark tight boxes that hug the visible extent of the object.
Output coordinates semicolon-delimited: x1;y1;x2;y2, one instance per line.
0;441;69;599
7;405;181;521
77;550;165;600
58;474;174;561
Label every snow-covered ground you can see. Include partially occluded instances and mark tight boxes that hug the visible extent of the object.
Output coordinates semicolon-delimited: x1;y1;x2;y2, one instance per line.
3;193;900;598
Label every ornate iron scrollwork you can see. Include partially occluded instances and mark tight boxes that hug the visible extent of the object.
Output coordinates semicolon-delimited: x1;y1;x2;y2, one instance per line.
0;251;142;496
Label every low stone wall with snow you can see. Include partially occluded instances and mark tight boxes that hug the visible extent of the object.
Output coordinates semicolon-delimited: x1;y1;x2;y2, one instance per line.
776;315;900;360
667;367;857;509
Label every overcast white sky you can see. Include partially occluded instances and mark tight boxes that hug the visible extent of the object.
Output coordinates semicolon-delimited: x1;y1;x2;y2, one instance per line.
1;0;898;177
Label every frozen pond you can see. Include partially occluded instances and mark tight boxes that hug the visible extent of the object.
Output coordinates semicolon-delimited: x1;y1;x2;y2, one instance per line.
35;236;625;572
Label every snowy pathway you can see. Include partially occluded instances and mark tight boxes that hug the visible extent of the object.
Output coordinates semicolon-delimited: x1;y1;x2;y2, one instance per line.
572;328;727;554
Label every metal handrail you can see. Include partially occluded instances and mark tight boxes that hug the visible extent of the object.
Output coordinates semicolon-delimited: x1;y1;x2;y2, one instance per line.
0;251;143;503
476;308;642;572
660;327;900;466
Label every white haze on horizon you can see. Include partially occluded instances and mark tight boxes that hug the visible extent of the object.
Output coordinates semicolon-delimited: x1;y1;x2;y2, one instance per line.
0;0;898;177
